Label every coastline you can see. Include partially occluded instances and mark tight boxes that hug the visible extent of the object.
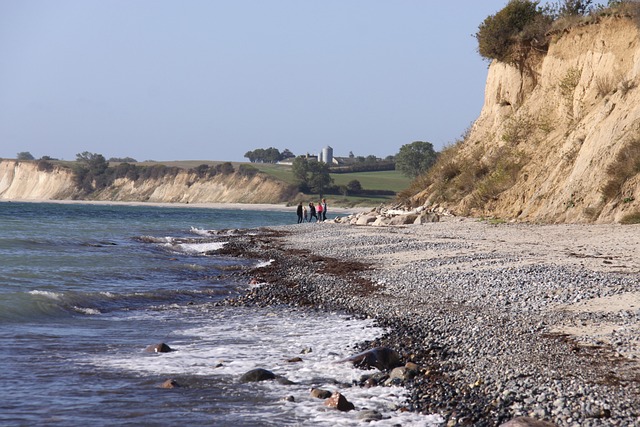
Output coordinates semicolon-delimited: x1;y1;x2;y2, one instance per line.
221;217;640;426
0;198;362;214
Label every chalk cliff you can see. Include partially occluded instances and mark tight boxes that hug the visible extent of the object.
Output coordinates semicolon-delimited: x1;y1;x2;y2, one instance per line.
0;160;297;204
415;16;640;223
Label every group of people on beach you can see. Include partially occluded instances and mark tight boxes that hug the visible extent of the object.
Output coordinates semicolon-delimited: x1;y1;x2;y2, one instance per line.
296;199;327;223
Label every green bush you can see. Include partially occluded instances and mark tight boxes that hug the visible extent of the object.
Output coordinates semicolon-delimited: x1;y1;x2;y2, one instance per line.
476;0;550;64
37;159;54;172
238;164;259;177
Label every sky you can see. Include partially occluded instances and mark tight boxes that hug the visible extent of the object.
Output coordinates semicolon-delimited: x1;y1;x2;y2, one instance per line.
1;1;539;162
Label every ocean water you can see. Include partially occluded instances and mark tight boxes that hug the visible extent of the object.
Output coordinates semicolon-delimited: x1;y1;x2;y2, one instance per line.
0;202;440;426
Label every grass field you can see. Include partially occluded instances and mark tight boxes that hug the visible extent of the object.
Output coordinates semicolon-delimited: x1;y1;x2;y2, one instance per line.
330;170;410;193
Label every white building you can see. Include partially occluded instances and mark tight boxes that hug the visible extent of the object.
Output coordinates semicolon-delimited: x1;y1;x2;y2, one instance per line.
317;146;333;164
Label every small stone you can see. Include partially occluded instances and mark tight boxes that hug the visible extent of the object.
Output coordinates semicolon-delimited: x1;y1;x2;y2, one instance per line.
499;416;558;427
160;379;180;389
324;392;355;411
357;410;384;421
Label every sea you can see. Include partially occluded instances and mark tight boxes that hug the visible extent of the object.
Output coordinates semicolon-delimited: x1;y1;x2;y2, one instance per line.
0;201;441;427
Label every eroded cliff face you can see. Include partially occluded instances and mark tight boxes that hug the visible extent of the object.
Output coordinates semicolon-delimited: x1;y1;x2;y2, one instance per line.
0;161;78;200
418;16;640;223
0;160;297;204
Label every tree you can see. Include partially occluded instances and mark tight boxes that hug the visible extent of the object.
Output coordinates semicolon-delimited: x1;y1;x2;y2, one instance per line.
76;152;108;175
244;150;257;162
263;147;281;163
307;161;333;196
17;151;35;160
558;0;594;16
395;141;438;178
346;179;362;193
243;147;282;163
73;151;110;193
281;148;295;159
291;156;332;195
292;157;310;191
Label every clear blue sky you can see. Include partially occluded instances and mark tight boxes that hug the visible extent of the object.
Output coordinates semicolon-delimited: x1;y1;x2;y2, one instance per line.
1;1;543;162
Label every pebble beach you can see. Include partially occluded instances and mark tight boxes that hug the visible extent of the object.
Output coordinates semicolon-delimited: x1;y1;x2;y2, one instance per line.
221;216;640;426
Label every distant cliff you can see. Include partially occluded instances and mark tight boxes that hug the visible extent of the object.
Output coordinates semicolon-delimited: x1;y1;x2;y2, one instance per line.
0;160;297;204
413;16;640;223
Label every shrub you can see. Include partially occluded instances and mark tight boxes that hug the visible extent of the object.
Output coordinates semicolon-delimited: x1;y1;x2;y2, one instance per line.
595;75;615;97
37;160;54;172
191;164;211;178
467;147;529;209
601;136;640;200
238;164;259;177
346;179;362;193
215;162;234;175
620;211;640;224
476;0;551;65
502;113;536;145
16;151;35;160
138;164;180;181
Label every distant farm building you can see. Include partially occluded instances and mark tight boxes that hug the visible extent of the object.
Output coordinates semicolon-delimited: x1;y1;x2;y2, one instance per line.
318;146;333;164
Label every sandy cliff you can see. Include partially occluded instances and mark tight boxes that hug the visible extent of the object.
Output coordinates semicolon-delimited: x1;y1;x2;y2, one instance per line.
0;161;78;200
0;160;296;204
416;16;640;223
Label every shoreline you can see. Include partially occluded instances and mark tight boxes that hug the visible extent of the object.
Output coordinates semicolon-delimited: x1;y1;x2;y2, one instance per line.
0;198;363;214
221;218;640;426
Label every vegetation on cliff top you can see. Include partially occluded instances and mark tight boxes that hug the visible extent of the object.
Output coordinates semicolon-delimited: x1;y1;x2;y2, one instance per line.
476;0;640;67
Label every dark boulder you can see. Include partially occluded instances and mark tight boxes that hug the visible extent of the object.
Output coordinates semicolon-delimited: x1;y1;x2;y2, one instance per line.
338;346;402;371
240;368;276;383
145;343;173;353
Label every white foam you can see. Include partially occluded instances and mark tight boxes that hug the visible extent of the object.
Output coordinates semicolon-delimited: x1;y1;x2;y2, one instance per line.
29;290;62;300
166;241;227;255
73;306;101;315
84;306;443;426
254;259;274;268
189;227;211;237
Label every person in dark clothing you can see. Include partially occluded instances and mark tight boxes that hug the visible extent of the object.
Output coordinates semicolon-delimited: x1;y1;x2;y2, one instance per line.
322;198;327;221
308;202;317;222
296;202;303;223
